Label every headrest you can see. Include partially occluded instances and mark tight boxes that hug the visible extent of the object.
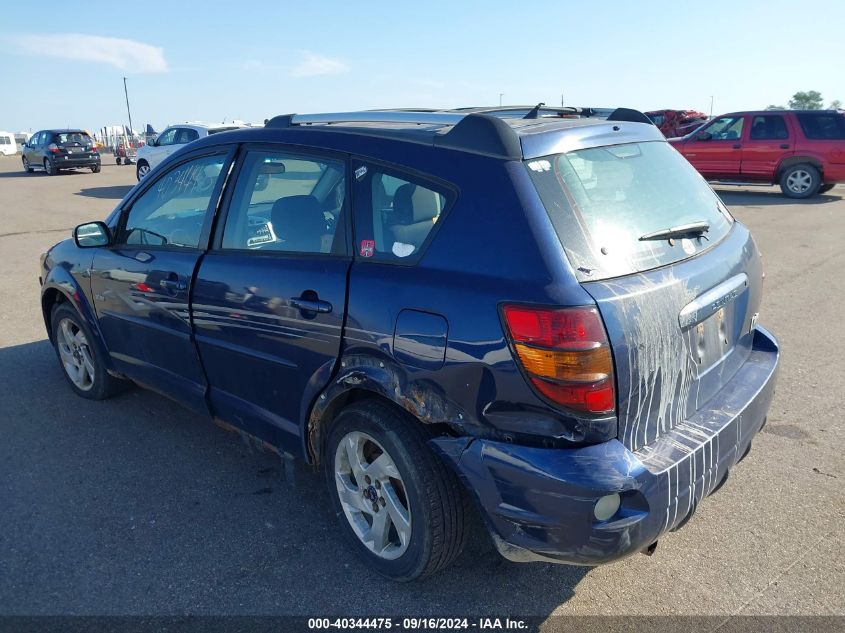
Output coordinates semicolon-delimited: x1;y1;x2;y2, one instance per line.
270;195;325;252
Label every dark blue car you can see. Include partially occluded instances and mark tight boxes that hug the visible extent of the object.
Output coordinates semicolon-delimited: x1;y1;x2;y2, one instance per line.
39;108;779;581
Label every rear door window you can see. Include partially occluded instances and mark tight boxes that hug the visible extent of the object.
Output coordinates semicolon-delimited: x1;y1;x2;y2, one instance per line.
220;150;346;254
528;141;733;281
352;164;453;262
749;115;789;140
176;128;200;144
796;112;845;139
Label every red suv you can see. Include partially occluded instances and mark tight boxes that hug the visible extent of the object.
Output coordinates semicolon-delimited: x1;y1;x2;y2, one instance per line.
669;110;845;198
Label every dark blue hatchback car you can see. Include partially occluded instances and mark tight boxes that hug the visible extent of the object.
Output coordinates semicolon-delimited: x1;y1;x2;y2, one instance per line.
39;108;779;581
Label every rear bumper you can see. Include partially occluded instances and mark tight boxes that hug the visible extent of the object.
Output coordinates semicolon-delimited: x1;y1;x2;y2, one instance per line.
56;155;100;167
431;326;779;565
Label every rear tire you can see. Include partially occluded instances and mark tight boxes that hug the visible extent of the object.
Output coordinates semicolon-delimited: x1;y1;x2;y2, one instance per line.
44;158;56;176
116;157;122;165
324;400;470;581
818;183;836;194
780;163;820;198
50;303;126;400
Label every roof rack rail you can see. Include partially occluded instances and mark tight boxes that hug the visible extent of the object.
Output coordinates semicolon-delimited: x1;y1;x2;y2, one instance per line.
263;107;653;159
266;111;465;128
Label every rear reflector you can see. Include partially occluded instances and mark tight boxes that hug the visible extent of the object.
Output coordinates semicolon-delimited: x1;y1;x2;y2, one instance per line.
503;305;615;414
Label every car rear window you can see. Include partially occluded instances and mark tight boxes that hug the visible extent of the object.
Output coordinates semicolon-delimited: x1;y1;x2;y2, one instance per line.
527;141;733;281
55;132;92;145
796;112;845;140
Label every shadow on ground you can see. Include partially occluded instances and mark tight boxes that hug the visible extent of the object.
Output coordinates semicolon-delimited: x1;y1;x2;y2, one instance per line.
715;187;842;207
75;184;134;199
0;339;589;616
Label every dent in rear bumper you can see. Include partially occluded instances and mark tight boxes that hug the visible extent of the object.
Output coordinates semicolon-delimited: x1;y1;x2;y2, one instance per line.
430;326;779;565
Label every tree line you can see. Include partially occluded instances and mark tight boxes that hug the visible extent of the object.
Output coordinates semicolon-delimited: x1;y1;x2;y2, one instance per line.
767;91;841;110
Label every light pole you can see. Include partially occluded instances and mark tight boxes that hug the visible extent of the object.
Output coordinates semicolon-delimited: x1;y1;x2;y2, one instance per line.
709;95;714;117
123;77;134;135
499;93;504;107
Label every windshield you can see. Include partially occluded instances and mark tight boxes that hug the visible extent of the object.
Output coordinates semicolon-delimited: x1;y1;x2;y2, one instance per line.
527;141;733;281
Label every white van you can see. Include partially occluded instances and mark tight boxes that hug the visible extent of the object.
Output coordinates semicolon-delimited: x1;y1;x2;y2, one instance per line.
0;132;17;156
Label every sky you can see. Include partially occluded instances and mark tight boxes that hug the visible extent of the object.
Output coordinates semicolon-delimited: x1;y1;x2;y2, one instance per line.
1;0;843;134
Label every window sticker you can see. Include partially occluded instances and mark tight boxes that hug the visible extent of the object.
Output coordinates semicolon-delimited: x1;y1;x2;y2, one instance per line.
359;239;375;257
354;165;368;180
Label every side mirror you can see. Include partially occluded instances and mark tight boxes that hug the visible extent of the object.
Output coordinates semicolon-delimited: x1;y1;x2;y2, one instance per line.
697;131;712;141
73;221;111;248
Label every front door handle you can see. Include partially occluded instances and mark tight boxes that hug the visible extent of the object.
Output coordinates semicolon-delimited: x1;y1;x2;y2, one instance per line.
780;144;790;149
290;297;332;314
732;143;741;149
160;278;186;291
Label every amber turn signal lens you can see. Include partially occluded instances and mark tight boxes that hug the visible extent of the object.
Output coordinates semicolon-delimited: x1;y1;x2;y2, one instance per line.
514;344;612;382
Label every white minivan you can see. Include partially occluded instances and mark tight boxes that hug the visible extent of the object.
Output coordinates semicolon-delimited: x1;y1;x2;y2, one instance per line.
0;132;17;156
135;122;247;180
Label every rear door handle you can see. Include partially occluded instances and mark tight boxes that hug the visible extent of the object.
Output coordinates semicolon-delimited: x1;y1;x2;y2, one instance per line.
780;144;790;149
732;144;742;149
160;278;186;291
290;297;332;314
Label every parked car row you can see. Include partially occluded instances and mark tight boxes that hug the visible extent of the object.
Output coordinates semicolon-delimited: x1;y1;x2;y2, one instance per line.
41;106;779;581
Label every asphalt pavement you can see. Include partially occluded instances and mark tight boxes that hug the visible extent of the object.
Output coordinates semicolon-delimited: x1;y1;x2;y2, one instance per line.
0;155;842;619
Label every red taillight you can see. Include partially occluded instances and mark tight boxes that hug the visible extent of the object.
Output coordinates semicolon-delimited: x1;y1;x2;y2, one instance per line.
90;145;98;153
503;305;616;414
48;143;60;153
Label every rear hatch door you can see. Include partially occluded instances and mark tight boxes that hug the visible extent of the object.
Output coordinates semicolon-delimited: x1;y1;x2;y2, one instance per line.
527;139;762;451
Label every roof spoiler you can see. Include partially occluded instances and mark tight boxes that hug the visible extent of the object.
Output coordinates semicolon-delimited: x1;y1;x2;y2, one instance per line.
607;108;655;125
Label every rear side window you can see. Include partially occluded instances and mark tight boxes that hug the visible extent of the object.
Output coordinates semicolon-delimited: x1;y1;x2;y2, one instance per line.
796;113;845;139
176;128;200;144
528;141;733;281
750;115;788;140
221;150;345;254
353;165;452;262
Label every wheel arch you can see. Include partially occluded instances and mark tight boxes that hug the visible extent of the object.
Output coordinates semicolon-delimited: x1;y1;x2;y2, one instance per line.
776;155;824;180
305;354;468;466
41;276;113;373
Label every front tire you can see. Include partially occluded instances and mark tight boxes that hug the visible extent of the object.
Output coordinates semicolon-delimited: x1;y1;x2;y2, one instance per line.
780;163;820;198
50;303;126;400
22;157;33;173
91;164;101;173
325;400;469;581
136;160;150;181
818;183;836;194
116;157;122;165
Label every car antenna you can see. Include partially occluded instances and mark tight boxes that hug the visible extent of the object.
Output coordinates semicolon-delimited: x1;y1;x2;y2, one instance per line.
523;103;546;119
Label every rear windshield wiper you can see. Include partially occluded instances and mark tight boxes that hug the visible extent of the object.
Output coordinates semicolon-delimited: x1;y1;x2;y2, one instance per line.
639;221;710;242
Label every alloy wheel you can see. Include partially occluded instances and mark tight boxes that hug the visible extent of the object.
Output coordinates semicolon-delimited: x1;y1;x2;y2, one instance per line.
56;318;95;391
786;169;812;194
137;163;150;179
333;431;412;560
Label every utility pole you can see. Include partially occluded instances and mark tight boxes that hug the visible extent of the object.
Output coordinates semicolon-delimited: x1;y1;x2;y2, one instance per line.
561;93;564;107
709;95;714;117
499;93;504;107
123;77;134;135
